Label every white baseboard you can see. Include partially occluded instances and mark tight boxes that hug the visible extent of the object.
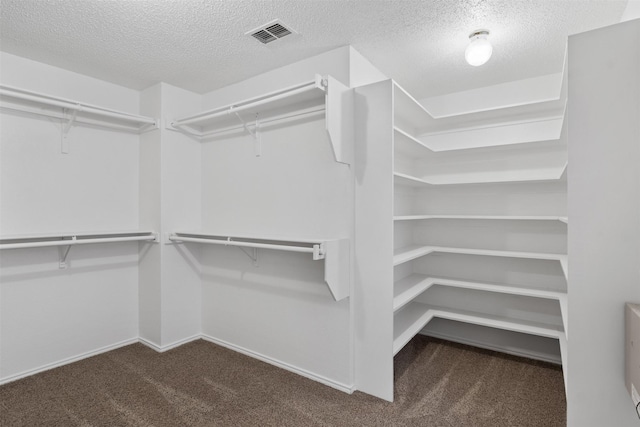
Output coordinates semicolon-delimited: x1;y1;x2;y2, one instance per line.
138;334;201;353
1;333;355;397
419;330;562;365
201;333;355;395
0;337;139;386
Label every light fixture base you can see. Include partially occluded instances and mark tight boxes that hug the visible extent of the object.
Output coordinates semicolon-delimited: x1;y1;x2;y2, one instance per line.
469;30;490;39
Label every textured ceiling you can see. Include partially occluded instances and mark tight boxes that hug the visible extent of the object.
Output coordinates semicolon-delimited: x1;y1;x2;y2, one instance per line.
0;0;628;98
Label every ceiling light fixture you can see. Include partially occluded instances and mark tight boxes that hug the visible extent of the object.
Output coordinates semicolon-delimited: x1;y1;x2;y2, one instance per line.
465;30;492;66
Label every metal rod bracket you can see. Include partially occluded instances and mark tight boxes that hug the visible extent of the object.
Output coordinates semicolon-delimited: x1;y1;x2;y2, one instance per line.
313;243;326;260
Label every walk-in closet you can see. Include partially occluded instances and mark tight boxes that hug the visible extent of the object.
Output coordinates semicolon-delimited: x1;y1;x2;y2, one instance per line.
1;1;639;426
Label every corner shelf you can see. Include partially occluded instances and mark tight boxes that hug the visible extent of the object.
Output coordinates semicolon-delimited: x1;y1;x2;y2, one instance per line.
393;274;567;338
393;162;568;187
393;56;566;136
168;231;349;301
394;127;433;158
393;245;568;281
393;302;564;356
0;84;158;134
394;215;568;223
168;75;353;164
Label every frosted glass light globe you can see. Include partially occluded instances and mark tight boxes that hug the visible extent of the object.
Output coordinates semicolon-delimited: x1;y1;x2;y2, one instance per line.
465;32;492;66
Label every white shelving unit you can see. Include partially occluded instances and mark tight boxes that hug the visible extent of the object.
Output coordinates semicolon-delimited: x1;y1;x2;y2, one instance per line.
168;231;350;301
391;74;569;392
354;71;568;401
168;75;353;165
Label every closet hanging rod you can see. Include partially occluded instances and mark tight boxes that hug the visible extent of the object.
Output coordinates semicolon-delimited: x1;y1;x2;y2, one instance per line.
0;84;157;125
0;234;157;250
172;79;324;127
169;234;324;258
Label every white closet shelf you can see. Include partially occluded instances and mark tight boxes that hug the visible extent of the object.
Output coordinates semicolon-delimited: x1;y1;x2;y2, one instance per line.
168;232;350;301
393;245;568;279
168;74;352;164
419;113;566;152
0;230;158;269
393;81;566;137
171;78;325;131
393;274;568;338
0;230;159;250
393;302;564;356
394;127;432;158
0;84;157;133
393;214;568;223
395;112;565;154
393;83;438;135
393;163;567;187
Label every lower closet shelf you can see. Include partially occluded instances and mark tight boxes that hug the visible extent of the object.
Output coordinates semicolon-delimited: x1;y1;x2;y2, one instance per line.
393;275;568;332
168;231;350;301
393;302;565;357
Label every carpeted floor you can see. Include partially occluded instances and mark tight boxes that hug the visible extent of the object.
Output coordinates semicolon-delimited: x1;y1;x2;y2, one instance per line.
0;336;566;426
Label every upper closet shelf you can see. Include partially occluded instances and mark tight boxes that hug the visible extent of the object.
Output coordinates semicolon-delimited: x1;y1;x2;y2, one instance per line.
168;231;350;301
0;230;159;249
393;53;567;137
168;75;353;164
0;84;158;134
0;230;158;268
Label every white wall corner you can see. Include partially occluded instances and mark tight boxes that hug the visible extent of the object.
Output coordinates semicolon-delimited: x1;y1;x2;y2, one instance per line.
621;0;640;22
348;46;388;88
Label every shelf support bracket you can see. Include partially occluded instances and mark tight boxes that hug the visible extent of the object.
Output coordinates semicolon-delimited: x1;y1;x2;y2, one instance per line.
58;236;75;268
237;247;259;266
61;105;80;154
224;237;258;266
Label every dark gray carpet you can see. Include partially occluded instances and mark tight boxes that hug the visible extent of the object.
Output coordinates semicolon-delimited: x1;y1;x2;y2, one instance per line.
0;336;566;426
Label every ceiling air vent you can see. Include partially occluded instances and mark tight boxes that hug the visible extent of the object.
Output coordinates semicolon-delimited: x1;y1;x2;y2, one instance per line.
246;20;295;44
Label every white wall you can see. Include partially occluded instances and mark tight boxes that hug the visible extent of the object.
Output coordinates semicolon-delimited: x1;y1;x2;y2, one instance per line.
159;84;202;347
567;19;640;426
0;53;142;382
621;1;640;21
198;48;354;390
138;83;203;350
